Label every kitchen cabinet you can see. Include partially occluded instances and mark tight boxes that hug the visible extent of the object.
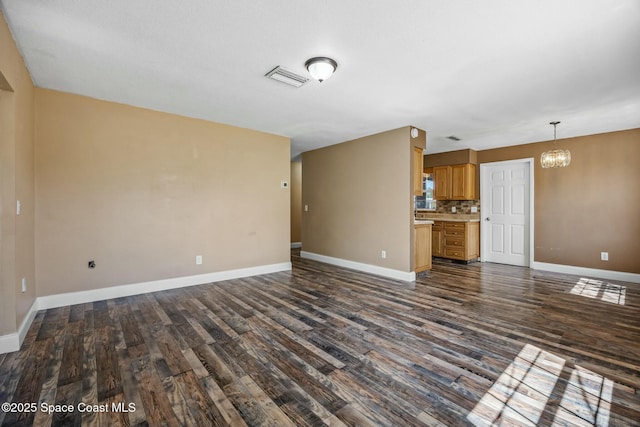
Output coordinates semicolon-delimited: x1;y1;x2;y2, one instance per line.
433;166;450;200
413;147;424;196
443;221;479;261
431;220;479;262
433;163;476;200
431;221;444;257
414;223;432;272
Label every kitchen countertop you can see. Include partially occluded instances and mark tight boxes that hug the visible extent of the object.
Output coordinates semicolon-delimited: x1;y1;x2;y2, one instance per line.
414;219;434;225
415;213;480;222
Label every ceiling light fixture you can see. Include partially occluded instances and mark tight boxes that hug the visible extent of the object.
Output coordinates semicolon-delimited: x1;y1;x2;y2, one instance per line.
305;57;337;82
541;121;571;168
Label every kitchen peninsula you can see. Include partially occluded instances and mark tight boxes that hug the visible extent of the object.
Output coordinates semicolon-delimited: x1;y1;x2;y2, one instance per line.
416;212;480;263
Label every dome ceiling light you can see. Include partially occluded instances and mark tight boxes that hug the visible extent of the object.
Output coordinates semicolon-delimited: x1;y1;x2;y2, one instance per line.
305;57;338;82
541;121;571;168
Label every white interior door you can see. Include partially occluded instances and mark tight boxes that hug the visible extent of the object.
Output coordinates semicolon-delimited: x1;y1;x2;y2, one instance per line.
480;159;533;267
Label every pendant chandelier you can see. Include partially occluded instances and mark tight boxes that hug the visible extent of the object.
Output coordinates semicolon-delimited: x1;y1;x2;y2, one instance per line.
541;121;571;168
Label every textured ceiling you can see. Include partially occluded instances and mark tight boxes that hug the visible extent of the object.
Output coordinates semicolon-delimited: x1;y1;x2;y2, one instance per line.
2;0;639;157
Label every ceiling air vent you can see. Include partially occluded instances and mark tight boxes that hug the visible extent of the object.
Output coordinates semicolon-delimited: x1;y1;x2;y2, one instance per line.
265;66;309;88
446;135;461;141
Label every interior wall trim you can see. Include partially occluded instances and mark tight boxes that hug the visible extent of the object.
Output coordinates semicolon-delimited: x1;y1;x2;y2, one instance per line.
300;251;416;282
0;299;38;355
532;262;640;284
0;261;292;354
290;242;302;248
0;333;19;355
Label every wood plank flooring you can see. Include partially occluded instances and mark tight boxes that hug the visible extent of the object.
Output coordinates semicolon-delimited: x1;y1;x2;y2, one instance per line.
1;251;639;426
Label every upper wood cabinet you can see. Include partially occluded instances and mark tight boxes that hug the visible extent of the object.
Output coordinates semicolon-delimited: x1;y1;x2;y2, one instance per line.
433;166;450;200
433;163;476;200
413;147;424;196
451;163;476;200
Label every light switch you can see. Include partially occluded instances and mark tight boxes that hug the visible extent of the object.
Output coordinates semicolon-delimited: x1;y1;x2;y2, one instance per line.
16;200;21;215
304;205;309;212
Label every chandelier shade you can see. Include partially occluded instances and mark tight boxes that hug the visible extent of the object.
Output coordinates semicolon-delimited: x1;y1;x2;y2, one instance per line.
541;149;571;168
541;121;571;168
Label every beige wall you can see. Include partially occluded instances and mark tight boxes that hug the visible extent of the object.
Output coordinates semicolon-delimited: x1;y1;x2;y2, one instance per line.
0;12;36;335
290;161;302;243
302;126;425;273
477;128;640;274
35;89;290;296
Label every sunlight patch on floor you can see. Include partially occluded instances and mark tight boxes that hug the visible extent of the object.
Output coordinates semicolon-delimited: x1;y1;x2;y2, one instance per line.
552;365;613;426
467;344;613;426
570;278;626;305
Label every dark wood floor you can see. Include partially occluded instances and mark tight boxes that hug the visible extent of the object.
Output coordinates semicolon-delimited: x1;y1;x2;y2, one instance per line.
1;251;639;426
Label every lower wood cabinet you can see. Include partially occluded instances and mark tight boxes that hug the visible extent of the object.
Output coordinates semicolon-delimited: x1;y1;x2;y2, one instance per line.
432;220;479;262
414;223;432;272
432;221;444;257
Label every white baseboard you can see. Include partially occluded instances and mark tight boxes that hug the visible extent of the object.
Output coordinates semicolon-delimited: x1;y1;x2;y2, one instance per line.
290;242;302;249
0;299;39;355
532;262;640;284
0;333;19;355
0;262;291;354
301;251;415;282
18;300;39;345
38;262;292;310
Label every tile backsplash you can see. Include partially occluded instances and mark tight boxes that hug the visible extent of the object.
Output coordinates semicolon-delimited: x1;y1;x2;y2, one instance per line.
434;200;480;214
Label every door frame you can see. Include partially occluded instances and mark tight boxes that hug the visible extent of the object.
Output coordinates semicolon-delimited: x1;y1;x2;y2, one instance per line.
480;158;535;267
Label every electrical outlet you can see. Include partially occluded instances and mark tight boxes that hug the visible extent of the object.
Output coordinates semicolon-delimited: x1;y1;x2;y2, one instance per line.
471;206;478;213
451;206;457;213
600;252;608;261
196;255;203;265
304;205;309;212
16;200;21;215
281;180;288;189
21;277;27;293
381;250;387;259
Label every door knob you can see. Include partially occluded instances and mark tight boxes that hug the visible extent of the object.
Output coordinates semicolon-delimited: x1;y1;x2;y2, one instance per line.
485;217;491;221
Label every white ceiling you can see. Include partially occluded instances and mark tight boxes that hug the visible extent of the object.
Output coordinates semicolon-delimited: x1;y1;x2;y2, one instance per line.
2;0;639;158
